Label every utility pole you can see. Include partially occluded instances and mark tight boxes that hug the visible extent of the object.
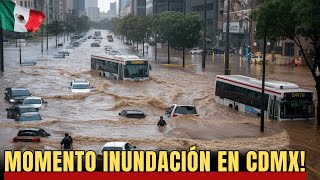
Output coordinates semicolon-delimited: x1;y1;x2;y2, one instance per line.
154;3;158;60
46;4;48;50
182;0;186;67
167;0;170;64
225;0;231;75
19;34;22;65
202;0;207;69
41;2;44;53
0;28;4;72
261;30;267;132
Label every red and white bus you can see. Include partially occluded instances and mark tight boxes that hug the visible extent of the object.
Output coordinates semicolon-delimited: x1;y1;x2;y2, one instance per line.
215;75;315;121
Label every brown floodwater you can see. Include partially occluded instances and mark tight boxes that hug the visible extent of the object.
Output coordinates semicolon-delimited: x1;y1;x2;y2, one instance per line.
0;30;319;179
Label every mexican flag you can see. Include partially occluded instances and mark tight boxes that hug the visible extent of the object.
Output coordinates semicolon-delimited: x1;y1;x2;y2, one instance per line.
0;0;45;33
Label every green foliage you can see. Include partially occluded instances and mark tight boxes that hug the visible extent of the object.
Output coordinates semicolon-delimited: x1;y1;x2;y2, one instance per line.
254;0;320;76
153;11;202;49
254;0;320;123
111;12;202;49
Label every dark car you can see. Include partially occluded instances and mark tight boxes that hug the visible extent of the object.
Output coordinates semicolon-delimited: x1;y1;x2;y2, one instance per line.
4;88;32;104
119;110;146;119
91;43;100;47
6;104;38;119
13;128;50;142
15;112;42;121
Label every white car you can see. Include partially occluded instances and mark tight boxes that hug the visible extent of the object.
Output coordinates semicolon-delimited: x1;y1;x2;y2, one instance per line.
70;79;92;93
99;142;136;154
190;48;203;54
22;97;47;110
164;104;199;120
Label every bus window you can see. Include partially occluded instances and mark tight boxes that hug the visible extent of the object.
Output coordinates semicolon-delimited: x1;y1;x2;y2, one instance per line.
281;98;314;119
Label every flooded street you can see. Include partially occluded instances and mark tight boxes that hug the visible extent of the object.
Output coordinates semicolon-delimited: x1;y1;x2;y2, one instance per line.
0;30;319;177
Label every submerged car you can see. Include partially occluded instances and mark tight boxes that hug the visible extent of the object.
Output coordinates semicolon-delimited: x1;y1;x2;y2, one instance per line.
6;104;38;119
4;87;32;104
54;54;65;58
70;79;92;93
164;104;199;120
107;50;120;55
119;110;146;119
99;142;136;154
58;51;70;56
22;97;47;110
21;60;37;66
13;128;50;142
15;112;42;121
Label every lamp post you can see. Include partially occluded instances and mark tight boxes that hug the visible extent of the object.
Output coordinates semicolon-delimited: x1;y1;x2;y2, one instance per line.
225;0;231;75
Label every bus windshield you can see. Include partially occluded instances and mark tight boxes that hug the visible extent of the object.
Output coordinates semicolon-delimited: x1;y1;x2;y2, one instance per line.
124;64;148;79
281;98;314;119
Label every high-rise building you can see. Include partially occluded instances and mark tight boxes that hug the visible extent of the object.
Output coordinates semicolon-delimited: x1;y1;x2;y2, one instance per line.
146;0;184;15
73;0;85;17
87;7;100;21
110;2;117;15
85;0;98;9
188;0;219;47
132;0;146;16
218;0;254;50
15;0;35;9
119;0;131;17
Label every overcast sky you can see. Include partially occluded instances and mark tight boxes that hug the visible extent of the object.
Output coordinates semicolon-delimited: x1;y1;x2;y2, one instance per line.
99;0;116;12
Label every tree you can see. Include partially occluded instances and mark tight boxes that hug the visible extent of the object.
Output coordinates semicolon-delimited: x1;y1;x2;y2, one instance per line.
254;0;320;125
153;11;202;65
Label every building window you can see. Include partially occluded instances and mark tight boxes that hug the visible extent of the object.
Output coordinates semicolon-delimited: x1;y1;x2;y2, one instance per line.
25;1;27;7
20;1;23;6
28;1;30;7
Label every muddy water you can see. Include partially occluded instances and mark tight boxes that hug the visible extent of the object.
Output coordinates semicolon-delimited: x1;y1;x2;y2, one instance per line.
0;30;313;154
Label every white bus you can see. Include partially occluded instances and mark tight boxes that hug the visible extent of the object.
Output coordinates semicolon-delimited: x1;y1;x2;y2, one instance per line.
91;55;150;81
215;75;315;121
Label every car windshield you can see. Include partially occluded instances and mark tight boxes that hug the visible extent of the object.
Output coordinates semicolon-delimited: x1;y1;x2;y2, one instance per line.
20;107;38;113
281;98;314;119
124;64;149;78
19;114;42;121
17;130;39;136
102;147;123;151
12;90;31;97
72;84;90;89
23;99;41;104
175;106;197;114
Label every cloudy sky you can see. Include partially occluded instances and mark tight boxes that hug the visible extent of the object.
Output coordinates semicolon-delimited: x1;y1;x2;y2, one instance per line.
99;0;116;12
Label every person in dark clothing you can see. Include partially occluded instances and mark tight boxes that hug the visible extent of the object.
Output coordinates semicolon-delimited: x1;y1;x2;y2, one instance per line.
61;133;73;150
157;116;167;127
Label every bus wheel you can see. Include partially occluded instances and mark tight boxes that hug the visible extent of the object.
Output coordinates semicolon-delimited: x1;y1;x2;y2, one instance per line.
235;105;239;111
257;113;261;117
228;104;233;108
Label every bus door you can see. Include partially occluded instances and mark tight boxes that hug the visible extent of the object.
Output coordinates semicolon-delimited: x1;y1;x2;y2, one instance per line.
268;95;279;120
118;64;123;80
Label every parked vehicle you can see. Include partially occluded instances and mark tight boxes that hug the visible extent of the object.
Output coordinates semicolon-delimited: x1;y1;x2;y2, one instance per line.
58;51;70;56
119;110;146;119
54;54;65;58
13;128;50;142
4;88;32;104
164;104;199;120
15;112;42;121
21;60;37;66
107;50;120;55
6;104;38;119
190;48;203;54
91;43;100;47
23;97;47;110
